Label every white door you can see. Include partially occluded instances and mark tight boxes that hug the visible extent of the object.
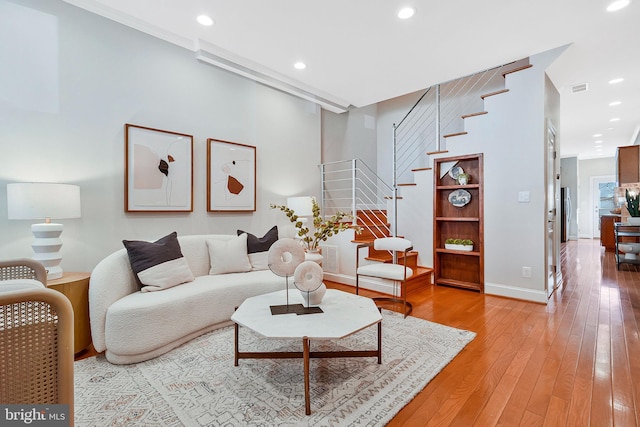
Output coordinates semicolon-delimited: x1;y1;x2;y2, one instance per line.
590;176;616;239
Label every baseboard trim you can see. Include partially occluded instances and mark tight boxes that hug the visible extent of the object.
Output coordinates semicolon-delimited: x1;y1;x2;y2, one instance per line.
485;282;548;304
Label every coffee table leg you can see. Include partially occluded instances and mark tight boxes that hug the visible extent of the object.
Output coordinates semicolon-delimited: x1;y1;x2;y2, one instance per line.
234;322;239;367
377;320;382;364
303;336;311;415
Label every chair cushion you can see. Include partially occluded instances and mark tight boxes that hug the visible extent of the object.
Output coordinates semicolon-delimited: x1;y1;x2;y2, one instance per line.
357;263;413;281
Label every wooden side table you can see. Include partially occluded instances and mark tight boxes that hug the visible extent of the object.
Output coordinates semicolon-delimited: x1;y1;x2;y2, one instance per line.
47;272;92;354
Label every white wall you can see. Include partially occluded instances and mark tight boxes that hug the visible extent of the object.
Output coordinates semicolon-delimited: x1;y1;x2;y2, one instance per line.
0;0;321;273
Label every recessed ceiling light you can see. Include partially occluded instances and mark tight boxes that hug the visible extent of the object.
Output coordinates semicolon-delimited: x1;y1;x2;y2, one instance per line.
593;133;603;137
609;77;624;84
197;15;214;26
595;140;604;144
294;62;306;70
397;7;416;19
607;0;631;12
610;117;621;122
609;100;622;106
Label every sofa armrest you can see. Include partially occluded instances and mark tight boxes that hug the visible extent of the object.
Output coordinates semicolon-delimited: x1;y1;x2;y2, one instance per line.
89;249;139;352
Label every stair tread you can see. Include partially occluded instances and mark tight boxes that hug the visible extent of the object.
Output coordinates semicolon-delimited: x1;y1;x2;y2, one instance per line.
461;111;488;119
411;167;433;172
443;131;468;138
481;88;509;99
502;64;532;77
426;150;449;155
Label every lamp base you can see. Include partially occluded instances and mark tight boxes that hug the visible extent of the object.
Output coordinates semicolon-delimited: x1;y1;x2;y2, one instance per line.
31;222;64;280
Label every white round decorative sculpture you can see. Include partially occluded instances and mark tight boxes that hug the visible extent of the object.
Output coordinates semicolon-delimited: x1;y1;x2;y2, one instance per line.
293;261;325;306
268;238;305;277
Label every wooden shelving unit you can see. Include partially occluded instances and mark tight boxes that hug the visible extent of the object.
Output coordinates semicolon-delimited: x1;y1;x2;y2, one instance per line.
433;154;484;292
614;222;640;270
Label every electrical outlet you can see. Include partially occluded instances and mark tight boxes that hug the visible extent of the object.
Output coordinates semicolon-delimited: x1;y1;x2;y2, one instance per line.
522;267;532;278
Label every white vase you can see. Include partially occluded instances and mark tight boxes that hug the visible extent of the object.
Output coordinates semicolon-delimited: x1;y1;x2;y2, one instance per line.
305;249;323;265
301;283;327;306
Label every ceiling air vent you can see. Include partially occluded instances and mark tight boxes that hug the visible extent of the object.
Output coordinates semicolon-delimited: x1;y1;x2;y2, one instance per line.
571;83;589;93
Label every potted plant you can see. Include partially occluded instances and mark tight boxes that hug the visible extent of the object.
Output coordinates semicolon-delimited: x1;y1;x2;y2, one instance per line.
456;173;470;185
271;198;360;252
626;189;640;225
444;238;474;251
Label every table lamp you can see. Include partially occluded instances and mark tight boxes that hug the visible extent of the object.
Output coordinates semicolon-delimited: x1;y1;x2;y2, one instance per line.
7;183;81;280
287;196;314;220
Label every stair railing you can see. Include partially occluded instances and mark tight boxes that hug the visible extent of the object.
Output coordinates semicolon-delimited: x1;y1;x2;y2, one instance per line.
320;159;396;238
393;59;528;185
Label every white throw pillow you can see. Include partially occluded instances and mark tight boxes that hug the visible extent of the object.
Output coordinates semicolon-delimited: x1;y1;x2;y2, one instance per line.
206;234;252;275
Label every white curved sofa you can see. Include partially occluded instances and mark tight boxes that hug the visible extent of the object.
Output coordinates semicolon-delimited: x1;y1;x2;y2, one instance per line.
89;234;289;364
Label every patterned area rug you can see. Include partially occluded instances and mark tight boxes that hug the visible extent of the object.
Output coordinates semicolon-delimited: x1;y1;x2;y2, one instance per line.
75;310;475;426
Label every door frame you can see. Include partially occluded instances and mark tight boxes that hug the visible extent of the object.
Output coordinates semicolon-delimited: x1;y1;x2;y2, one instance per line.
545;121;561;298
590;175;616;239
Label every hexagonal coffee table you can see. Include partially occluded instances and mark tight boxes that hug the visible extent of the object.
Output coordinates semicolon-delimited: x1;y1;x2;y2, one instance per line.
231;289;382;415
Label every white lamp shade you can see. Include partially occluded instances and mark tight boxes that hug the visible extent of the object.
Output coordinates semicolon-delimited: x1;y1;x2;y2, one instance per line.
7;183;81;220
7;182;81;280
287;196;314;217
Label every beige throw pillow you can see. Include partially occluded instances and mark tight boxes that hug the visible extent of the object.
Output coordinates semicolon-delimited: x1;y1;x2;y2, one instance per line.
206;234;252;275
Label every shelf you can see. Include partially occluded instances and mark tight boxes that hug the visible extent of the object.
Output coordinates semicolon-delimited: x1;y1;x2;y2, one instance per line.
613;223;640;270
433;153;484;292
436;184;481;190
435;278;482;291
435;248;480;256
615;255;640;266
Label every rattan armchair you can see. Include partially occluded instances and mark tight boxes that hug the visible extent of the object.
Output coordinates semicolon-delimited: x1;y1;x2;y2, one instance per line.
0;258;47;284
0;259;74;423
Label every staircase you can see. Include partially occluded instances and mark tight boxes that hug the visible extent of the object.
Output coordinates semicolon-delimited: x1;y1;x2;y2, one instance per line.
319;57;536;296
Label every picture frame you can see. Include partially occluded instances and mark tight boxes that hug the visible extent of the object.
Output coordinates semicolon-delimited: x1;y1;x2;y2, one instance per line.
207;138;256;212
125;124;194;212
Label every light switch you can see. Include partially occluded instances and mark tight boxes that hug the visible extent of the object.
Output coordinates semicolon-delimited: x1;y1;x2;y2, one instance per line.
518;191;530;203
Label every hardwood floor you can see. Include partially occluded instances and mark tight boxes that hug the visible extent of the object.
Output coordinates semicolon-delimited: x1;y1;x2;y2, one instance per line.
78;239;639;425
330;239;640;426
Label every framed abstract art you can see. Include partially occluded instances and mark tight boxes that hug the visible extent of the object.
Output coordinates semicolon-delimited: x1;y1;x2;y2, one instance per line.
125;124;194;212
207;138;256;212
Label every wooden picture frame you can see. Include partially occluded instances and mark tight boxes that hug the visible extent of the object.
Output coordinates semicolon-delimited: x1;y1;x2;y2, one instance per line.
207;139;256;212
125;124;193;212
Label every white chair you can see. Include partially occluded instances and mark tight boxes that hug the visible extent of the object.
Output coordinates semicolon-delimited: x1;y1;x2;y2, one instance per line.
356;237;414;317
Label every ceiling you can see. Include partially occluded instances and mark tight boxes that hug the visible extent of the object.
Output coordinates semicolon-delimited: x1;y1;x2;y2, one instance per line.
64;0;640;159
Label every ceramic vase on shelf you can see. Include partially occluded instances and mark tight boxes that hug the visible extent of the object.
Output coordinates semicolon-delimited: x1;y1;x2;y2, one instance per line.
457;174;470;185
